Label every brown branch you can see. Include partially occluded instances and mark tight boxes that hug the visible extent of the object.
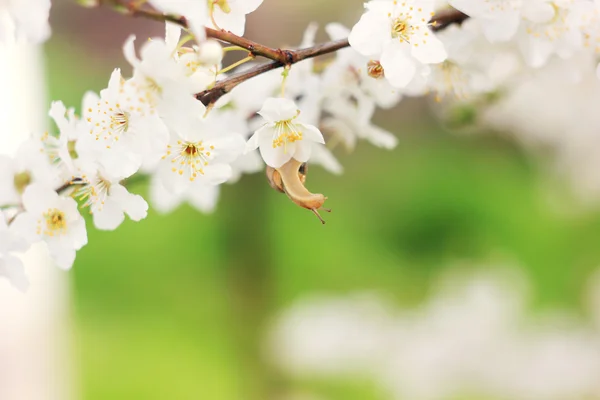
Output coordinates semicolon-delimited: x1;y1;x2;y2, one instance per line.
196;9;469;106
104;1;469;106
115;2;292;63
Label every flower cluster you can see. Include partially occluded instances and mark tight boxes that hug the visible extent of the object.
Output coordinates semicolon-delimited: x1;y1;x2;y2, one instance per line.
5;0;600;289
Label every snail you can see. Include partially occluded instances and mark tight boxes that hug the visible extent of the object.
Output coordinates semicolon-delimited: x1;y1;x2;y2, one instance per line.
266;159;331;224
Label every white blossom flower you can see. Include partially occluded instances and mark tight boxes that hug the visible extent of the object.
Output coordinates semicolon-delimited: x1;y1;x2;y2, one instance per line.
177;39;223;92
46;101;86;174
123;29;213;104
72;165;148;231
0;138;62;208
0;213;29;291
516;0;584;68
0;0;51;44
10;184;87;270
208;0;264;36
349;0;447;88
424;22;495;101
247;98;325;168
322;92;398;151
157;113;246;193
78;69;169;177
308;145;344;175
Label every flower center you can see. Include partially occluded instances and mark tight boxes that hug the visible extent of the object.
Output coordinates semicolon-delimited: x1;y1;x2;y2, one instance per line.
87;100;139;149
110;110;130;135
40;208;67;237
164;140;215;181
367;60;385;79
13;171;31;195
391;17;412;42
273;120;303;152
74;175;111;211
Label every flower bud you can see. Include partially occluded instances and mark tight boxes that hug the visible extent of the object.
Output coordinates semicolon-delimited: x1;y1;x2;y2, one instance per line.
367;60;384;79
197;40;224;65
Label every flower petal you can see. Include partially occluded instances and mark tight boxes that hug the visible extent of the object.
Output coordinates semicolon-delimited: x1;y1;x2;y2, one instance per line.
381;42;417;88
258;98;298;122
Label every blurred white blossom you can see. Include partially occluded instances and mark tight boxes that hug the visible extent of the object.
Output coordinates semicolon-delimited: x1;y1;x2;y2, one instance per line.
270;270;600;400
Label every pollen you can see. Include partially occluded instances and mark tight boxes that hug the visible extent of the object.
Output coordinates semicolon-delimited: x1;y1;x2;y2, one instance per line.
164;141;211;181
41;208;68;237
272;120;303;151
391;17;412;42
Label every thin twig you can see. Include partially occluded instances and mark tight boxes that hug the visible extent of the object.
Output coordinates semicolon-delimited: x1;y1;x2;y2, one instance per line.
116;2;293;63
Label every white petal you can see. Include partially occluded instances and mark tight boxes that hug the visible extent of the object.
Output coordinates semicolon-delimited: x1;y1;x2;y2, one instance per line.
246;130;262;152
9;213;40;245
381;42;417;88
259;140;292;168
292;141;312;163
68;218;88;250
165;22;182;53
361;124;398;149
198;164;232;185
93;199;125;231
107;68;123;92
48;244;76;270
22;183;58;213
123;35;139;67
258;98;298;122
208;133;246;163
411;31;447;64
188;184;220;214
348;10;389;57
310;145;343;175
299;123;325;144
110;184;148;222
149;175;183;214
49;101;67;131
212;7;246;36
481;13;521;43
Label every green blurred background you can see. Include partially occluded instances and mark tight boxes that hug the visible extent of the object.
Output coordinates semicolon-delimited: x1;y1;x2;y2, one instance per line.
46;1;600;399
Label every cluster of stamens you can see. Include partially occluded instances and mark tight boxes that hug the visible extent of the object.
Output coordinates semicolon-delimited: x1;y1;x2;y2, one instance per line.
74;175;111;213
87;100;137;149
164;140;214;182
38;208;67;237
389;3;437;47
272;119;303;152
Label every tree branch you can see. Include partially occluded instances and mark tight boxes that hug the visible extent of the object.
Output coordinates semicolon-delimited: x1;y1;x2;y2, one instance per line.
104;1;469;106
114;3;293;63
196;9;468;106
